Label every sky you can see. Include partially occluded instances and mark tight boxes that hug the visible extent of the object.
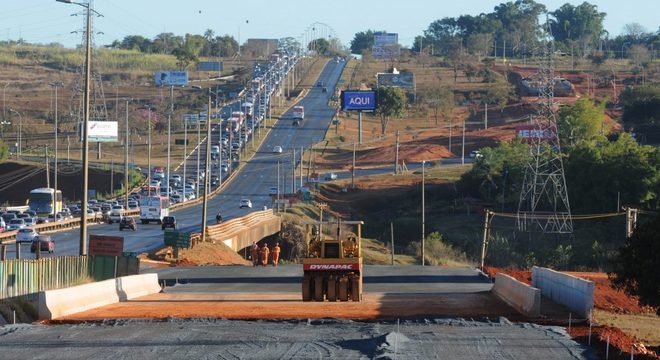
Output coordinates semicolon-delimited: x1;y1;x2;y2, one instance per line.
1;0;658;49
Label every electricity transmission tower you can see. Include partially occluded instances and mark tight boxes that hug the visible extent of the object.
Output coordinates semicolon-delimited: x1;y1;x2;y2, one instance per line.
517;26;573;235
68;1;109;160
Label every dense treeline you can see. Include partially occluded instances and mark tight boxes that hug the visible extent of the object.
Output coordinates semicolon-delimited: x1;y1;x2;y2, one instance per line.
350;0;660;61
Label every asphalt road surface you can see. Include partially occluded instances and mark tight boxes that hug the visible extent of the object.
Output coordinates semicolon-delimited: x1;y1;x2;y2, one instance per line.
6;60;345;259
0;318;597;359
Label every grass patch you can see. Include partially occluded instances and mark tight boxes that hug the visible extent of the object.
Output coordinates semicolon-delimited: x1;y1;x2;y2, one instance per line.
594;310;660;347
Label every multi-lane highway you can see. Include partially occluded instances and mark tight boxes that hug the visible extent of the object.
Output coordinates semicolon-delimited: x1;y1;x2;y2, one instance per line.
6;59;345;258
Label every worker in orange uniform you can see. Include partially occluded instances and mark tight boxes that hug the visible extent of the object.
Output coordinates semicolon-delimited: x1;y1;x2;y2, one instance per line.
260;243;270;266
271;242;281;266
250;241;259;267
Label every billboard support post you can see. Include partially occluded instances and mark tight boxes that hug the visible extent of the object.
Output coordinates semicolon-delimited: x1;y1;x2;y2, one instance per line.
358;111;363;145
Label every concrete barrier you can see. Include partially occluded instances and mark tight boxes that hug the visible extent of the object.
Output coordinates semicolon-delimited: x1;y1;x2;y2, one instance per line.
492;273;541;318
532;266;594;318
38;273;161;320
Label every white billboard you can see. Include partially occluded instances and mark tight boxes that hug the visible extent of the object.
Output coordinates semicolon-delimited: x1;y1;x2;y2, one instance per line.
373;33;400;60
154;71;189;87
88;121;118;142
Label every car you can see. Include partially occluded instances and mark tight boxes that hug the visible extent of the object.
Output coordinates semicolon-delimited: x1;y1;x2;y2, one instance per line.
48;213;65;222
24;210;37;217
161;216;177;230
469;150;483;159
325;172;338;180
239;199;253;208
127;200;139;210
36;216;50;224
317;81;324;87
170;194;183;204
322;87;328;93
23;217;37;226
0;218;5;232
16;228;38;243
272;146;283;153
30;235;54;254
268;187;278;196
221;164;229;172
7;219;26;231
1;213;17;223
108;205;124;223
119;217;137;231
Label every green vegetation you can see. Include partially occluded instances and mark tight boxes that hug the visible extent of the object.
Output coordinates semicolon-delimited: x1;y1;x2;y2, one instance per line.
349;30;376;55
558;98;607;146
0;139;9;163
375;87;406;134
610;213;660;314
619;84;660;143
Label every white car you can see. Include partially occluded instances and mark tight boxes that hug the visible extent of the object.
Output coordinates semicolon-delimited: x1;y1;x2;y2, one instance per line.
170;194;183;204
108;206;124;223
469;150;483;159
239;199;253;208
325;172;338;180
16;228;38;243
272;146;283;153
7;219;26;231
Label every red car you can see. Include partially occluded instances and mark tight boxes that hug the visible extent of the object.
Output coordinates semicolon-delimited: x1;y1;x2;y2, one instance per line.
31;235;55;253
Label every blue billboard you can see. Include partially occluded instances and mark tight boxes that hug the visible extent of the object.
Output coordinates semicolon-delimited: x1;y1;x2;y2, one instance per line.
154;71;189;87
341;91;376;111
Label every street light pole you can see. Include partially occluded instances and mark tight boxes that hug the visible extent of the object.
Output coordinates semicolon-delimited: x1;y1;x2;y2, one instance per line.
167;85;173;201
49;81;64;216
201;94;212;242
56;0;93;256
124;99;130;208
147;106;152;196
3;83;9;122
421;160;426;266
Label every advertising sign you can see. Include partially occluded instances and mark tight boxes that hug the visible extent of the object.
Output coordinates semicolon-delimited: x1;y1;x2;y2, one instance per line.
377;72;416;89
164;230;191;248
88;121;118;142
154;71;189;87
373;33;400;59
89;235;124;257
341;91;376;112
197;61;223;72
516;125;557;143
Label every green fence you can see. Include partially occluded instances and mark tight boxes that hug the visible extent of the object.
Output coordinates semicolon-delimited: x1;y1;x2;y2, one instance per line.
0;255;139;300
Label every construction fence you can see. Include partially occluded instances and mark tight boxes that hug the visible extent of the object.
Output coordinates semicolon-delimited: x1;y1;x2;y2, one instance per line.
0;255;139;300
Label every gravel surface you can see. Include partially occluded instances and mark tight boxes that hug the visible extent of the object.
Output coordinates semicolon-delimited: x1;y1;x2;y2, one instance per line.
0;318;597;359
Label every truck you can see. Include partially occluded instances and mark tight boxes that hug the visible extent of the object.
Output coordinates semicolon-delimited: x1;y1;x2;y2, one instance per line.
139;196;170;224
292;106;304;126
302;220;364;302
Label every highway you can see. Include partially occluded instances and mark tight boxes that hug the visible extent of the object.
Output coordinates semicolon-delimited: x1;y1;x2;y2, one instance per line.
6;59;345;259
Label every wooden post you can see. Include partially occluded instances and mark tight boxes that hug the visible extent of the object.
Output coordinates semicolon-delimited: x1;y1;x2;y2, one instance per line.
395;130;400;174
390;221;394;265
15;242;20;259
1;244;6;261
480;210;493;270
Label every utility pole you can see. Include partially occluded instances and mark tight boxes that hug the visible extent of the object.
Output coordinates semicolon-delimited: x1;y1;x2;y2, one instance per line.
625;207;638;239
395;130;400;175
201;94;212;242
123;99;131;207
480;210;494;270
390;221;394;266
277;161;281;212
110;159;114;196
421;160;426;266
45;147;50;189
147;106;151;195
292;148;296;194
196;111;200;199
183;115;187;198
167;85;173;201
299;146;303;189
352;142;356;189
484;103;488;129
461;117;466;165
49;81;63;217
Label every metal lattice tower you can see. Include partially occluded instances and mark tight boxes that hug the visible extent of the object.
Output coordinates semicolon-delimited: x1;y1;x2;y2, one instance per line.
68;1;109;153
517;26;573;234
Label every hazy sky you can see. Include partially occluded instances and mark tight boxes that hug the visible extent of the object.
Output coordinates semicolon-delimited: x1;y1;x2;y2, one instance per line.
2;0;658;49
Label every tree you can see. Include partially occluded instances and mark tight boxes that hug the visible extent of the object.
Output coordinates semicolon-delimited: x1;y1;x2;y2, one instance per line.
420;87;454;126
558;98;606;146
466;33;493;59
308;38;330;55
610;213;660;314
619;84;660;139
350;30;375;55
0;139;8;162
549;2;606;56
483;80;516;113
375;87;406;134
622;23;648;42
279;37;301;53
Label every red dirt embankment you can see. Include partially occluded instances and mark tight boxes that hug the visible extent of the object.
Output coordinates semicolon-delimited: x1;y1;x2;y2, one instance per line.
484;267;658;360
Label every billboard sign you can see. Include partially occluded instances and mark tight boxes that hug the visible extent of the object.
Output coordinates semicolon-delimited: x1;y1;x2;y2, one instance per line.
164;230;191;248
377;72;415;89
516;125;557;143
341;91;376;112
88;121;118;142
154;71;189;87
197;61;223;72
89;235;124;257
373;33;400;59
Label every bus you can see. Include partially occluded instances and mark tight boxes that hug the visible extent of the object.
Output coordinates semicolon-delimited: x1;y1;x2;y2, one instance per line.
139;196;169;224
28;188;63;217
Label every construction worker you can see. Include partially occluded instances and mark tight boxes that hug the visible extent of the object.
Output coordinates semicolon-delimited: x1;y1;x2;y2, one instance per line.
260;243;270;266
271;242;281;266
250;241;259;267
